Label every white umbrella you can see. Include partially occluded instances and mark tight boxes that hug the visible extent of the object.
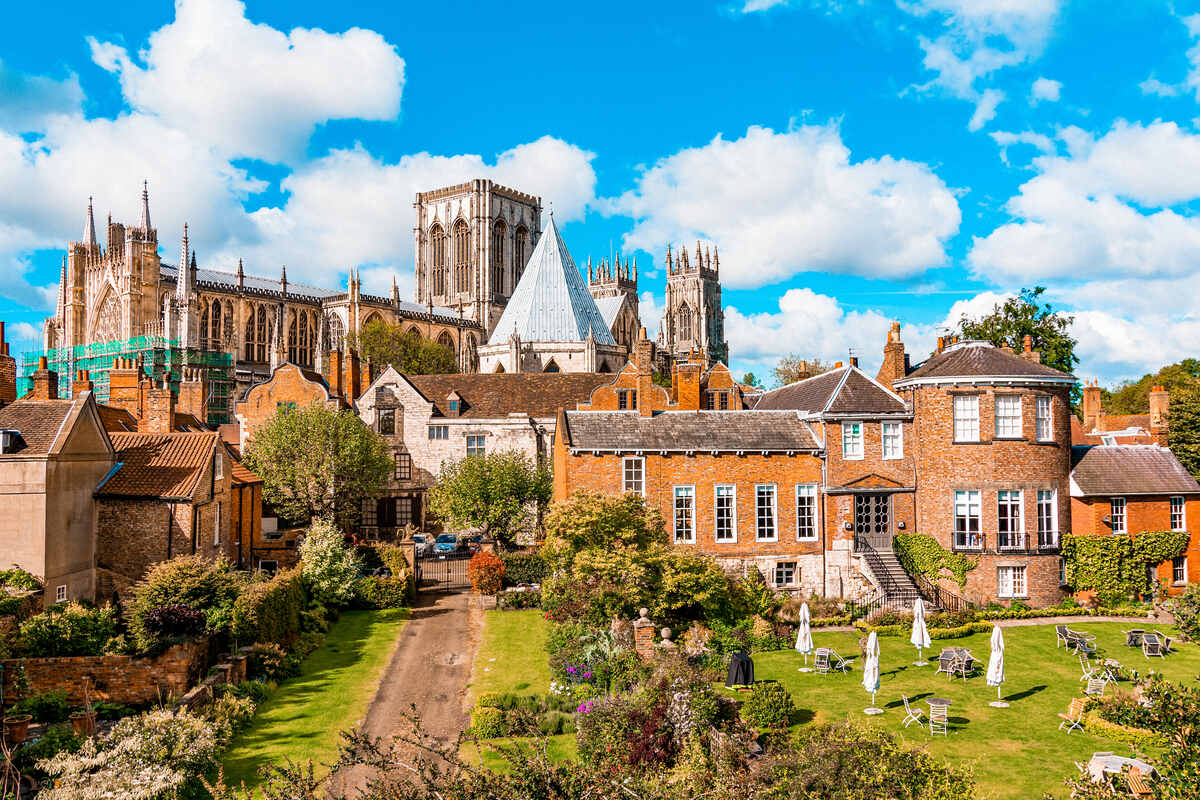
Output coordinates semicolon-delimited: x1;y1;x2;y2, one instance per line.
986;624;1008;708
863;630;883;714
795;602;814;672
911;598;932;666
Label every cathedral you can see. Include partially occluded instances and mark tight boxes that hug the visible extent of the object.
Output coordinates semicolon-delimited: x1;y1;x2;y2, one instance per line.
38;178;728;415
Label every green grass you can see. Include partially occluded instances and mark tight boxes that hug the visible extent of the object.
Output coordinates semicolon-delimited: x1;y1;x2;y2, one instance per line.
220;608;408;791
463;733;579;770
468;609;552;701
731;622;1200;800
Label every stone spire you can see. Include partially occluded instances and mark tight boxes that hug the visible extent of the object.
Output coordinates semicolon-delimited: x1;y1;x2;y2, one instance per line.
56;256;67;321
280;265;288;295
391;272;399;304
236;258;245;289
138;180;152;232
665;244;673;275
176;223;191;300
82;196;97;248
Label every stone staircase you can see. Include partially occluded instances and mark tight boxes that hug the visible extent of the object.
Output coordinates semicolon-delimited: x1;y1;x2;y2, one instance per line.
858;546;922;607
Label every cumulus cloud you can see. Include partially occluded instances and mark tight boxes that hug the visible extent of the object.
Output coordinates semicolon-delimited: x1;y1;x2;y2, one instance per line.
989;129;1055;165
967;88;1005;131
0;60;83;133
608;124;959;289
1030;77;1062;103
1140;77;1181;97
88;0;404;164
740;0;789;11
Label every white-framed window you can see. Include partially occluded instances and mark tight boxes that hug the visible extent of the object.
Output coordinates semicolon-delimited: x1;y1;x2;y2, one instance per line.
213;502;222;547
796;484;818;540
997;565;1027;598
756;484;778;541
842;422;864;460
673;486;695;543
213;451;224;480
1059;558;1067;585
1037;489;1058;548
997;490;1024;549
1171;496;1186;531
715;485;737;542
954;490;982;549
773;561;797;587
1110;497;1126;533
1173;556;1188;585
995;395;1022;438
622;457;645;496
466;435;486;456
1035;396;1053;441
428;425;449;440
882;422;903;459
55;584;66;603
953;395;980;442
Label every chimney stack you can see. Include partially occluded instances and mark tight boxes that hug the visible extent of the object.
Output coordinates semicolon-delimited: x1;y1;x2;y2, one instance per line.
1150;384;1169;446
343;349;362;404
325;349;344;399
177;367;208;425
876;322;908;392
0;322;15;405
139;380;175;433
1020;334;1041;363
109;357;142;417
74;369;93;394
673;361;702;410
1081;379;1103;434
30;356;58;400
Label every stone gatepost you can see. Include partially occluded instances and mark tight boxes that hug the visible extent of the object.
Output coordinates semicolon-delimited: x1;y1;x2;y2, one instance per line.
633;608;656;660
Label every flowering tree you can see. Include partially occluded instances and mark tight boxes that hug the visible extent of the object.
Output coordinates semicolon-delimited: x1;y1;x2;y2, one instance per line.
299;518;361;608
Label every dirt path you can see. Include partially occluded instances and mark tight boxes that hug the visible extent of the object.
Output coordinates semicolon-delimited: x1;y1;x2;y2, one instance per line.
333;589;482;796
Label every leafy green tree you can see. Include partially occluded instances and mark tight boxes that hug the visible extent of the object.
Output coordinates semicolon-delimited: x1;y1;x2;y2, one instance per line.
426;451;552;549
299;518;361;608
1169;385;1200;478
1102;358;1200;415
542;491;666;569
243;402;392;527
355;319;458;375
955;287;1078;376
772;356;832;387
741;372;763;388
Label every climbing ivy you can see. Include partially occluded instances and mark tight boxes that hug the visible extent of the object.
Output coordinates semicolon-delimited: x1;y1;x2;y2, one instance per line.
1061;531;1190;605
894;534;977;589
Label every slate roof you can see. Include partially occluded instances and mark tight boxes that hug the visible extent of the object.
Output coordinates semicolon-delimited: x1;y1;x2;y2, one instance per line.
1070;445;1200;496
486;216;617;346
96;404;209;433
896;341;1073;385
754;367;907;415
592;295;626;331
407;373;612;418
0;399;77;454
98;432;218;499
563;410;821;452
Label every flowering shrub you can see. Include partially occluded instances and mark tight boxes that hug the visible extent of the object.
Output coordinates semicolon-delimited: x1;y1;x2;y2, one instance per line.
468;550;505;595
128;555;241;653
740;681;795;729
470;706;506;738
299;517;361;608
247;642;300;682
143;603;207;642
1171;583;1200;641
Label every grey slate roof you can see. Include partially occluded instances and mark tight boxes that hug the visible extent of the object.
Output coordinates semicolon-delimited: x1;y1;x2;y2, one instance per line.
486;216;617;346
755;367;907;416
896;341;1073;385
592;295;625;331
1071;445;1200;496
563;410;820;452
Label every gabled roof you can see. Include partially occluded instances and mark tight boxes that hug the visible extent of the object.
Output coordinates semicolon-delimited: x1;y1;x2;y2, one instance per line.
230;459;262;486
563;410;821;452
1071;416;1155;446
399;372;613;418
486;216;617;346
98;432;219;500
592;295;628;331
1070;445;1200;497
0;399;80;454
895;341;1073;386
754;366;908;416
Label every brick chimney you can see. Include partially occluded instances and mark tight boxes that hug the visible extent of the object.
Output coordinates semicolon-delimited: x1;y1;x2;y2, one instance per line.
1020;334;1041;364
936;336;946;354
1081;379;1102;434
875;321;907;391
673;361;702;410
30;356;58;400
633;328;657;418
343;349;362;403
74;369;93;394
177;367;207;424
325;349;344;399
109;357;142;416
1150;384;1169;446
139;381;175;433
0;322;16;405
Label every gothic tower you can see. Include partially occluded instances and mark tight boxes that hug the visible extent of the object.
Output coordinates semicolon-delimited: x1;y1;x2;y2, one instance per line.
587;254;641;353
657;242;728;366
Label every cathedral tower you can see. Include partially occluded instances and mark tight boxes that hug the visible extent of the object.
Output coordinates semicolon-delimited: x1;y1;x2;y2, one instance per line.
587;254;641;353
657;242;728;366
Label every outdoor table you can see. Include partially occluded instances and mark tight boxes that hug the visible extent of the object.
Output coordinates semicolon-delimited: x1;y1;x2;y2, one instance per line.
1087;754;1156;783
926;697;952;707
1125;630;1145;647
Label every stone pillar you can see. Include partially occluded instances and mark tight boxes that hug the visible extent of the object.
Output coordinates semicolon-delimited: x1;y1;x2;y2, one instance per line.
633;607;656;661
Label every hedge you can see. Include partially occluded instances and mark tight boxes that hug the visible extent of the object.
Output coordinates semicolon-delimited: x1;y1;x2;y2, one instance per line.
1063;531;1189;604
854;606;1150;638
353;575;411;609
501;552;547;586
894;534;976;588
231;567;305;646
1082;713;1165;750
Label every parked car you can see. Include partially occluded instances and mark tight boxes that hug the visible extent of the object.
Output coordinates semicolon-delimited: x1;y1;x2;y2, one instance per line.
411;534;431;557
466;535;484;553
433;533;462;555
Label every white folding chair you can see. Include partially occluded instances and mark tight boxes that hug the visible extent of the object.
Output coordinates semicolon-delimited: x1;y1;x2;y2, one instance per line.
901;694;925;728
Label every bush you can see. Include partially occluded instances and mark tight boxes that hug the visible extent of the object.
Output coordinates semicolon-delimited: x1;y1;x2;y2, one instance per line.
539;709;576;735
501;551;548;585
1063;531;1189;604
0;566;42;591
496;588;542;610
143;603;207;642
18;602;119;657
353;575;411;609
91;701;135;721
894;534;977;588
231;567;306;646
227;680;272;704
202;693;257;740
13;689;70;723
468;550;505;595
299;517;361;608
1171;583;1200;641
470;705;507;738
740;681;795;729
10;725;80;781
246;642;300;682
127;555;241;653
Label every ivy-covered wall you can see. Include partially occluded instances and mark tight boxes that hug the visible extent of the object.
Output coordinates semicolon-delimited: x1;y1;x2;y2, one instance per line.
894;534;977;589
1061;531;1189;604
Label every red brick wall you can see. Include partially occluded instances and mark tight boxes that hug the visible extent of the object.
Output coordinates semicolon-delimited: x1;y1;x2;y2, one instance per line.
1071;494;1200;595
236;363;339;447
819;418;917;546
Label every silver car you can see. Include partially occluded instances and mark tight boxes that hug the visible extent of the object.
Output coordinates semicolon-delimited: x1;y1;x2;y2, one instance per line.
411;534;432;557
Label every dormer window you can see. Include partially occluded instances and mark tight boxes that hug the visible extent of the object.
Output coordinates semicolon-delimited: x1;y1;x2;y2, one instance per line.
449;399;459;412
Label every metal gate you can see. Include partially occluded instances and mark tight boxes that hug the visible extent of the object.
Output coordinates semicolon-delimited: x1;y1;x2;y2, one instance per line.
415;549;473;592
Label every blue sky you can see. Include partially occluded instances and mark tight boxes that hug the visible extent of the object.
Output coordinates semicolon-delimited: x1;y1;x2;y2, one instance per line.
3;0;1200;385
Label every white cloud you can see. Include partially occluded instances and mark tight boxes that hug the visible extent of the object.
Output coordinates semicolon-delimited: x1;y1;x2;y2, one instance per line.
638;291;663;340
88;0;404;164
5;321;39;345
740;0;789;11
609;124;960;288
968;88;1005;131
989;129;1055;165
1140;77;1181;97
0;60;83;133
1030;76;1061;103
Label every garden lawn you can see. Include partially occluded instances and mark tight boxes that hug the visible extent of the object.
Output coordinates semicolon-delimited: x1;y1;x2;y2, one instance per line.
729;622;1200;800
220;608;408;792
468;609;552;700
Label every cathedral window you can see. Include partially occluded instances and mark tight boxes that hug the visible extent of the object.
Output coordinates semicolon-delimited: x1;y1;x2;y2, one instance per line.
326;313;346;353
437;331;455;353
453;219;470;295
200;305;210;348
93;290;121;344
244;305;269;362
209;299;223;349
677;303;693;342
514;226;528;279
430;224;447;296
491;220;506;294
288;311;314;367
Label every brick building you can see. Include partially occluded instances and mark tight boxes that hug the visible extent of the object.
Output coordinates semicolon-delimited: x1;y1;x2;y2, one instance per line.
892;337;1076;606
1070;444;1200;595
1074;381;1169;446
233;360;350;452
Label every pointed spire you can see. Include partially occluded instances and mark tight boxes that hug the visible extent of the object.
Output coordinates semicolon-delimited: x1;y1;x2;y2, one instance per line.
587;254;593;282
57;257;67;319
666;243;673;274
280;265;288;295
696;240;702;270
632;255;638;282
236;258;245;289
176;223;190;300
138;180;152;232
82;196;97;248
713;245;719;274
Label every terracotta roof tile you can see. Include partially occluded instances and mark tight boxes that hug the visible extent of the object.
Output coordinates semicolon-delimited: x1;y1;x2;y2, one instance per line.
407;373;613;418
99;432;218;499
0;399;77;454
1070;445;1200;496
230;459;262;485
756;367;907;415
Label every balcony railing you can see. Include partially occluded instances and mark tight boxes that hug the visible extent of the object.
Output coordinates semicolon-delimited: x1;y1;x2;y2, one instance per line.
997;532;1026;551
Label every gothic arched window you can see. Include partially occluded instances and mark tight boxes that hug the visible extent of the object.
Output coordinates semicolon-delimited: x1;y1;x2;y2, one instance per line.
437;331;455;352
514;226;528;279
678;303;693;342
453;219;470;295
491;220;506;293
222;300;234;343
200;304;210;349
288;311;314;367
326;313;345;352
210;299;222;349
93;289;120;344
406;326;422;340
248;305;268;362
430;224;447;296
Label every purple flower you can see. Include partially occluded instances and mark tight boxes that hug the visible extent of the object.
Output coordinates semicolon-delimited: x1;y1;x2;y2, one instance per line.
583;671;592;679
576;701;595;714
566;666;577;675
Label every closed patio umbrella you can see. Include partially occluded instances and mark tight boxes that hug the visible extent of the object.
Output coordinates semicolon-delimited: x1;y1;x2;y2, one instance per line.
863;630;883;714
911;598;932;666
987;624;1008;708
795;602;814;672
727;651;754;687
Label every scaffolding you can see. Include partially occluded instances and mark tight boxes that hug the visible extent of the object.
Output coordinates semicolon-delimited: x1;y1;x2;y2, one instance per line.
19;335;235;425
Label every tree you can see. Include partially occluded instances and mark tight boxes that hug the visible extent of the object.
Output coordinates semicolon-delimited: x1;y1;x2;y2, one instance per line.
355;319;457;375
299;518;361;607
772;355;832;387
955;287;1078;376
1102;358;1200;415
243;402;392;527
740;372;763;388
542;491;667;569
426;451;552;549
1169;385;1200;478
